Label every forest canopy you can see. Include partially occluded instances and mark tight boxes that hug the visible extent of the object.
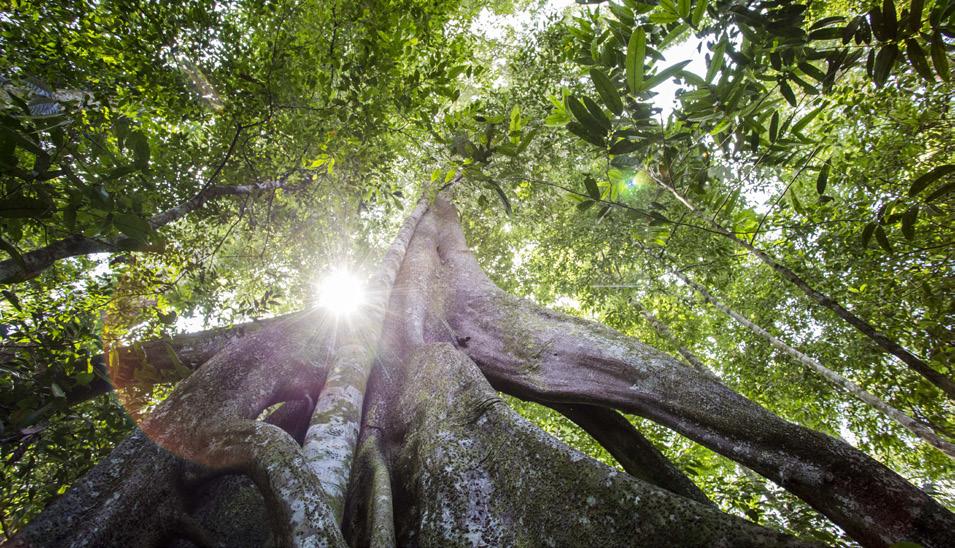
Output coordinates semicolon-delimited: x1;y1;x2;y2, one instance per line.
0;0;953;546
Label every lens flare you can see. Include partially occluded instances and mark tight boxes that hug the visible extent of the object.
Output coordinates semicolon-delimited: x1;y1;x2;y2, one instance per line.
316;267;367;317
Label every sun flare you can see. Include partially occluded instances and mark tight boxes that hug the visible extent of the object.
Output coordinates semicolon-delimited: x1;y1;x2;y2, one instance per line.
316;267;367;317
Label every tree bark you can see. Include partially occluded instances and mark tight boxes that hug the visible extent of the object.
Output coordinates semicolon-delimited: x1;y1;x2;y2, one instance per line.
387;343;811;547
428;196;955;547
550;402;712;505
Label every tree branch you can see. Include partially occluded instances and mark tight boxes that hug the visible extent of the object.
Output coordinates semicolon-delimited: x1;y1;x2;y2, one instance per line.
550;402;713;505
0;178;308;284
651;174;955;399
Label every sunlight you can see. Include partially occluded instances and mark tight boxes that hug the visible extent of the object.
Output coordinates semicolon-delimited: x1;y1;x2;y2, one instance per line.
316;267;367;317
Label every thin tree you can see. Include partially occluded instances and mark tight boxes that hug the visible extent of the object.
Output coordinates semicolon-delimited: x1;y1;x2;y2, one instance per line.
631;260;954;458
8;193;954;548
651;174;955;399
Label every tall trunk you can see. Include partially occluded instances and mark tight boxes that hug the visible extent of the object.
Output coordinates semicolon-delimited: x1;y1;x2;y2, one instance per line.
654;177;955;399
9;193;954;548
303;196;431;521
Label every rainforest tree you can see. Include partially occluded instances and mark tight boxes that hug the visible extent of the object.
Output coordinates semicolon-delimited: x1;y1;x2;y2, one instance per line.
1;0;954;546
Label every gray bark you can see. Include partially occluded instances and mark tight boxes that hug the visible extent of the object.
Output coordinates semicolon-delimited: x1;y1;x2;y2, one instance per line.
387;343;811;547
550;402;712;505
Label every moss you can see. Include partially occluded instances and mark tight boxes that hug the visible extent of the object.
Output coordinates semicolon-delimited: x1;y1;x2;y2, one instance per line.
392;343;814;547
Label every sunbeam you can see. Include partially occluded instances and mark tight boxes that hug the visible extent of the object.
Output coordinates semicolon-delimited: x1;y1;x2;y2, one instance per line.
315;267;367;317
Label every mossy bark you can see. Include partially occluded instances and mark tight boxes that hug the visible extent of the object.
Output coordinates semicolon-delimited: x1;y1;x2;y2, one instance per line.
387;343;811;547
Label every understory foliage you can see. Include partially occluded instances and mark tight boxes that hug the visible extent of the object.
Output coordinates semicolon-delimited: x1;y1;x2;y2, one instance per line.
0;0;953;545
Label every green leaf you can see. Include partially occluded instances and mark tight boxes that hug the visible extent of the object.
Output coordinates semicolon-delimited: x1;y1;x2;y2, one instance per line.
567;121;606;147
907;0;924;33
567;96;607;145
544;105;571;127
908;164;955;197
791;106;824;134
873;44;898;87
901;205;918;240
590;68;623;115
127;131;150;169
789;189;805;214
609;139;641;155
677;0;691;19
816;160;830;194
798;61;826;82
905;39;935;81
930;34;950;82
706;39;726;83
50;383;66;398
691;0;708;27
626;28;646;93
577;199;596;212
112;212;153;243
582;96;612;132
509;105;523;134
769;111;779;142
660;23;690;50
869;8;886;41
882;0;897;39
779;80;797;106
489;183;512;215
925;181;955;202
643;60;692;90
2;289;20;311
861;222;877;248
874;225;893;253
584;176;601;200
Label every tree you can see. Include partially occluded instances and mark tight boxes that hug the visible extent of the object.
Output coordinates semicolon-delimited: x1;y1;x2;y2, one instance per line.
7;193;955;547
2;0;954;546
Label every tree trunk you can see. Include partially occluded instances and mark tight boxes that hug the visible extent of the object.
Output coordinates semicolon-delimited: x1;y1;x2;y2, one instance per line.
8;194;954;548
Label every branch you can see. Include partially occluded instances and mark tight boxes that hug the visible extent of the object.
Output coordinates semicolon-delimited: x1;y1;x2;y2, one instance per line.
549;402;712;505
0;178;305;284
429;197;955;547
651;174;955;399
